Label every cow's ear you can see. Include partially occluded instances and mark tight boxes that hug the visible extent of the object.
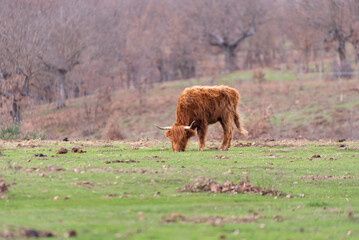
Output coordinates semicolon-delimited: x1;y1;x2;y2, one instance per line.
186;129;196;138
165;130;171;137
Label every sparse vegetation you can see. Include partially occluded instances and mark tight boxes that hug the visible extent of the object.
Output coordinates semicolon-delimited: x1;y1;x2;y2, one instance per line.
0;122;46;140
0;122;20;140
17;69;359;141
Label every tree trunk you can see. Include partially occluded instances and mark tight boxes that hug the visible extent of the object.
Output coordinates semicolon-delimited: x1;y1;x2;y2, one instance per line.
74;86;80;98
223;46;238;73
11;97;21;124
337;38;347;65
157;59;168;82
244;50;253;69
304;45;310;73
56;74;66;109
132;69;139;88
20;74;30;96
126;67;131;89
351;40;359;64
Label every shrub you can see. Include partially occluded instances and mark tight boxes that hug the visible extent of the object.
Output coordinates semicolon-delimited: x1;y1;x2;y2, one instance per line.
102;114;125;140
0;122;46;140
0;122;20;140
22;131;47;140
252;70;266;83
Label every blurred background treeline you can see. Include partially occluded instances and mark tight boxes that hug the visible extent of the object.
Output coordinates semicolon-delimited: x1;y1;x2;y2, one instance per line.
0;0;358;141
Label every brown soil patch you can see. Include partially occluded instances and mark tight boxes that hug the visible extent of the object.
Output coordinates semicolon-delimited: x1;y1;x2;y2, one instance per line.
116;168;162;174
56;147;68;154
105;160;139;164
180;177;282;196
43;164;65;172
214;155;231;159
0;228;54;238
234;142;254;147
64;230;77;238
25;165;65;173
301;175;350;180
164;212;260;226
101;194;118;199
71;147;86;153
34;153;47;157
68;181;95;187
273;214;284;222
0;179;9;194
233;140;309;148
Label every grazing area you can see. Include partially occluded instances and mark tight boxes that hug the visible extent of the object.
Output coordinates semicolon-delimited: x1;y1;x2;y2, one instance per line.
1;139;358;239
1;1;359;239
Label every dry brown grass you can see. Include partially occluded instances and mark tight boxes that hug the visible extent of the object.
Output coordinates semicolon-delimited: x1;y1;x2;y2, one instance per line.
16;71;359;141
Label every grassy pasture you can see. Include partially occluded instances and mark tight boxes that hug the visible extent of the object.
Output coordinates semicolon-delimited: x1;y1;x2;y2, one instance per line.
0;140;359;239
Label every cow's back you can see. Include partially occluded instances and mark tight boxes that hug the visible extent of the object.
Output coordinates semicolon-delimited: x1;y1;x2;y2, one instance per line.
176;86;240;125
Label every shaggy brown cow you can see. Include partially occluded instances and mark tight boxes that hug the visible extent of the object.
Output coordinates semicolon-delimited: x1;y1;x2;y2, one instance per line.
156;85;247;152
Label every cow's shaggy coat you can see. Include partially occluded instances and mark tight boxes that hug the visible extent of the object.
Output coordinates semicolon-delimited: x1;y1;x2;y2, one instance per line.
164;85;247;151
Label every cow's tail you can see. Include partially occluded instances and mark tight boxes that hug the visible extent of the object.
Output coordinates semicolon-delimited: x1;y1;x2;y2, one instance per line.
234;111;248;136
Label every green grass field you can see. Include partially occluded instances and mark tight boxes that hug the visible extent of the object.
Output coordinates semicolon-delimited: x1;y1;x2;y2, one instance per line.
1;140;358;239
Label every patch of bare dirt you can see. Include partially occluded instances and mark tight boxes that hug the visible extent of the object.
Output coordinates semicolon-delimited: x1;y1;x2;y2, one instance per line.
43;165;65;172
163;212;260;226
101;194;118;199
180;177;282;196
34;153;47;157
4;165;22;171
233;140;305;148
24;165;64;173
64;230;77;238
273;214;284;222
234;142;254;147
68;181;95;187
0;179;9;194
301;175;350;180
71;147;86;153
116;168;162;174
56;147;68;154
214;155;231;159
0;228;54;238
105;160;139;164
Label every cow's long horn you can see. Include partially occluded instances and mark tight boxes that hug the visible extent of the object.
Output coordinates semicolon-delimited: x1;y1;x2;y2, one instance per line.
154;124;172;130
184;120;195;130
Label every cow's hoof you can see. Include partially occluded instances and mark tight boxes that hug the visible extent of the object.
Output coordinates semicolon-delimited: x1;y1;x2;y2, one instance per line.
198;148;204;151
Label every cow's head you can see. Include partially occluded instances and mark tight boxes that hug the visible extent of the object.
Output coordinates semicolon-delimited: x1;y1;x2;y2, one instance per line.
155;121;196;152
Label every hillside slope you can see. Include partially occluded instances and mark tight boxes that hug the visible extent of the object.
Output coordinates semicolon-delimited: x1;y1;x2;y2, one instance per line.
21;69;359;141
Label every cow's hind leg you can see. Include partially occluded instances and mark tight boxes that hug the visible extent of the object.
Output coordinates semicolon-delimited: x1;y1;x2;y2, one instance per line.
219;119;234;150
197;125;208;151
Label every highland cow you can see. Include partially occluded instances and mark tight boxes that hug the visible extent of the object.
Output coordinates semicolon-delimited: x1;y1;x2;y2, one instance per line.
155;85;247;152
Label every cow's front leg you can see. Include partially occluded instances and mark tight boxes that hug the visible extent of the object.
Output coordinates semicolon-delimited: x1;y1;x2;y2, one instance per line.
197;126;207;151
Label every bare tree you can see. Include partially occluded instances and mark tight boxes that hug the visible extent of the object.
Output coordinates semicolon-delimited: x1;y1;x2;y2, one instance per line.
294;0;357;66
0;0;46;123
185;0;269;73
39;0;97;109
